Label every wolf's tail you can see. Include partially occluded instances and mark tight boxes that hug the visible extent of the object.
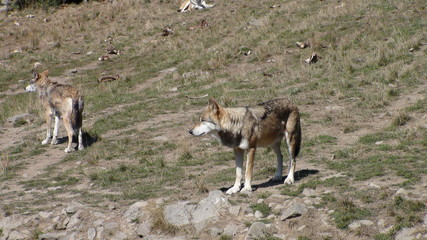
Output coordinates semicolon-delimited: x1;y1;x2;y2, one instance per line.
285;109;302;159
71;96;84;134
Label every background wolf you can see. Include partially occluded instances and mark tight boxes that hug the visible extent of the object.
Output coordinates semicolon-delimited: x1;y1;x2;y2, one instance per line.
25;70;84;153
190;98;301;194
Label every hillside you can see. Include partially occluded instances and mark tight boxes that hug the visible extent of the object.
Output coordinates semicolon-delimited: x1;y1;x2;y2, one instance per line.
0;0;426;239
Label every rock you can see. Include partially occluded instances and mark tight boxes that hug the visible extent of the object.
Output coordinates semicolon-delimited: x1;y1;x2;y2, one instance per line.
8;231;28;240
159;67;177;74
123;201;148;222
111;232;127;240
224;223;238;236
66;210;82;229
96;227;104;239
0;215;25;230
229;205;240;216
302;188;317;196
280;202;308;220
87;228;96;240
39;232;67;240
164;201;196;227
257;199;264;204
210;227;223;237
104;222;119;231
136;222;152;238
348;220;374;230
245;222;268;240
7;113;33;126
395;188;408;196
395;227;416;240
38;212;52;219
191;190;230;233
0;5;9;12
424;213;427;225
65;201;84;214
254;211;263;219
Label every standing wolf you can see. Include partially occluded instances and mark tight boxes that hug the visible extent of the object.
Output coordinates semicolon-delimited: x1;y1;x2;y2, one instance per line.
189;98;301;194
25;70;84;153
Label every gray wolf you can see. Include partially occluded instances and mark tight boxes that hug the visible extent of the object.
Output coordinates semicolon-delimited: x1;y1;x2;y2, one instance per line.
189;98;302;194
25;70;84;153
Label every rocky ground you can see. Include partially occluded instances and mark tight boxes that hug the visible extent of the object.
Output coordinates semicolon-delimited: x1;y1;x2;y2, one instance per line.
1;188;427;240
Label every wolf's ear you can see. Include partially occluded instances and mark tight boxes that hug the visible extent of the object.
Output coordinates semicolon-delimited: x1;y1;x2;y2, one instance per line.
31;70;38;79
208;98;221;112
41;70;49;76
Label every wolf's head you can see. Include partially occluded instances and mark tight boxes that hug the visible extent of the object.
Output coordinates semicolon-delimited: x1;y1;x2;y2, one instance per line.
189;98;224;136
25;70;49;92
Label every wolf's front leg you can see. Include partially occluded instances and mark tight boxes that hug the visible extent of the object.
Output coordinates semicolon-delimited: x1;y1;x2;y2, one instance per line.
241;148;256;193
226;148;244;195
51;116;60;145
42;112;52;145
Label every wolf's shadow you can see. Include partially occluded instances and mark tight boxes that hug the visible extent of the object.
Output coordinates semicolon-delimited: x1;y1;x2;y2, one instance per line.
220;169;319;193
56;132;98;149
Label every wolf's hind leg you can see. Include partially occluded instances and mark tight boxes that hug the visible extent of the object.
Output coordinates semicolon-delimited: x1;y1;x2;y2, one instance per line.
272;141;283;181
226;148;244;194
241;148;256;193
63;117;74;153
77;128;84;151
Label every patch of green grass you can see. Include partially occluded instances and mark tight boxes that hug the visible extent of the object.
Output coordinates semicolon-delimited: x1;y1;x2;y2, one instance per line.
250;203;271;217
304;135;337;147
331;198;371;229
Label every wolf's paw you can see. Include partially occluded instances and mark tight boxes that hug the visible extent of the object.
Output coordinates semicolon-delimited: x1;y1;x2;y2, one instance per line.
240;186;252;194
272;175;282;182
284;177;294;184
78;145;85;151
64;147;74;153
226;186;241;195
51;138;58;145
41;139;49;145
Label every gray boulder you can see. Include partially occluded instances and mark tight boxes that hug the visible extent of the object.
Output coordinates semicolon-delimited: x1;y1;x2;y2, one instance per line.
280;202;308;220
164;201;196;227
245;222;268;240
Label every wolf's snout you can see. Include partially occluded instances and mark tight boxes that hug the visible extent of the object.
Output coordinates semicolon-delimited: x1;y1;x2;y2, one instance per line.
189;129;194;135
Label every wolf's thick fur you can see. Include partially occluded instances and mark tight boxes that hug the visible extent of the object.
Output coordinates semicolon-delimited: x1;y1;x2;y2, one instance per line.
25;70;84;153
190;98;301;194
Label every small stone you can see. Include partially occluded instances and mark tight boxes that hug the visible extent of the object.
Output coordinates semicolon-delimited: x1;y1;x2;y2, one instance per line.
224;223;238;236
38;211;52;219
229;205;240;216
348;220;374;230
245;222;267;240
66;201;83;214
210;227;223;237
8;231;28;240
280;203;308;220
111;232;127;240
257;199;264;204
254;211;263;219
302;188;316;196
87;228;96;240
39;232;67;240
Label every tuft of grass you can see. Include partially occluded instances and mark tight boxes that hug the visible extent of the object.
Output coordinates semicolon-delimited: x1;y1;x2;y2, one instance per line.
392;113;411;127
250;203;271;217
150;207;179;235
331;198;371;229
